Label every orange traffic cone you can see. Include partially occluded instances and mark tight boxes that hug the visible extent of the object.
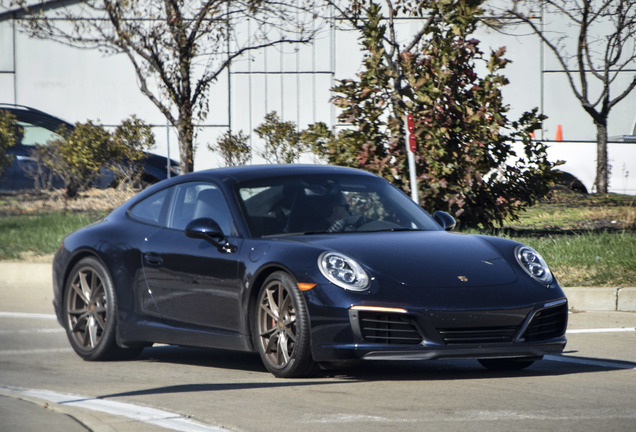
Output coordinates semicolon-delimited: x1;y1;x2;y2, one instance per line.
555;124;563;141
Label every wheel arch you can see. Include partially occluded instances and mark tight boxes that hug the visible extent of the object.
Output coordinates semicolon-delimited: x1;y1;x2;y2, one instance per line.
58;250;125;340
60;250;144;359
244;264;299;351
60;249;110;299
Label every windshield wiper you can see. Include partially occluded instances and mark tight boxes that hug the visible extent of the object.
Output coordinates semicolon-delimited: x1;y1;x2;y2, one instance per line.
302;230;338;235
361;227;424;233
300;227;424;235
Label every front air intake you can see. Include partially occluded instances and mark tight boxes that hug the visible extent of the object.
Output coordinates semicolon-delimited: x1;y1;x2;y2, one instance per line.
522;303;568;341
357;312;423;345
437;326;518;345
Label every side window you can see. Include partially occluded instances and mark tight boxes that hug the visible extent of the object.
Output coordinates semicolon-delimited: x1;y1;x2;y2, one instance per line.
238;184;288;237
128;187;172;226
169;183;200;230
168;182;236;236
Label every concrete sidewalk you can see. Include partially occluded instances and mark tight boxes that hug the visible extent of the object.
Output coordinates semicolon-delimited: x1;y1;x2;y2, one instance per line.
1;261;634;313
0;394;90;432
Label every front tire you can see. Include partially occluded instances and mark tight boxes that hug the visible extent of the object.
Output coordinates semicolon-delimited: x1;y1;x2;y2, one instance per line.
63;257;139;361
252;272;317;378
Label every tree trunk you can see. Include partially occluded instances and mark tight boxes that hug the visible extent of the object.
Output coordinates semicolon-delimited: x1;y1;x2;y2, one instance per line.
177;132;194;174
177;108;195;174
594;120;609;194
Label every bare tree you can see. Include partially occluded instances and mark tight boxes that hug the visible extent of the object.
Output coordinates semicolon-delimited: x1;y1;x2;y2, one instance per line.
13;0;318;173
504;0;636;193
325;0;439;114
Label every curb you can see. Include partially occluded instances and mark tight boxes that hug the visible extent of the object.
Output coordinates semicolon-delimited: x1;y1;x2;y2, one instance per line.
563;287;636;312
1;262;51;285
1;262;634;312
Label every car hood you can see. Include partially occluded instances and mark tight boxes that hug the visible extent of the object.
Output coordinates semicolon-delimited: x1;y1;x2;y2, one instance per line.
287;231;518;288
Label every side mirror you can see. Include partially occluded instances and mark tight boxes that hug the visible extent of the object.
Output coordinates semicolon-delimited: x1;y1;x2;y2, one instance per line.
185;218;236;253
433;211;456;231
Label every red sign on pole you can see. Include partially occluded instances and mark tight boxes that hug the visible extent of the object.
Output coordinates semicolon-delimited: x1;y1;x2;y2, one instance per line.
405;114;416;153
406;114;415;133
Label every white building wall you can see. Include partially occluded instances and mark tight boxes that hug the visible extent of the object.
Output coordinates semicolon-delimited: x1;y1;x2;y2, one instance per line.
1;6;635;193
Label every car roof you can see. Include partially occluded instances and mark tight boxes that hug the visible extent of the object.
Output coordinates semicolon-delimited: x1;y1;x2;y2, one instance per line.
129;164;378;205
190;164;376;184
0;104;72;133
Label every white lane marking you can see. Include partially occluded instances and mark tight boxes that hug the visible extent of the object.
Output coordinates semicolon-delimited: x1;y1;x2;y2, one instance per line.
0;312;57;320
545;355;636;370
303;413;408;423
0;328;64;334
0;386;231;432
0;348;71;355
302;408;636;423
567;327;636;334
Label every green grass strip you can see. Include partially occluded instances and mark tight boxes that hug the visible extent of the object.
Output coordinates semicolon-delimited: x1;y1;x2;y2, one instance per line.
0;211;105;260
511;232;636;287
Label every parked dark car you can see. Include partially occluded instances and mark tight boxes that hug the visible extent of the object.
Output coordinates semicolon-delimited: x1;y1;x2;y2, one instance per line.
0;104;179;192
52;164;568;378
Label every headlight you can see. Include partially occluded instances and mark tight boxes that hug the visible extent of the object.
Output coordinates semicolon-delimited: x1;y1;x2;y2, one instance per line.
515;245;553;285
318;252;370;291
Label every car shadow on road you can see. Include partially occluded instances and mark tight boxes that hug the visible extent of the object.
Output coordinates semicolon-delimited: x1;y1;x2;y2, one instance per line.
91;348;636;402
123;345;636;385
137;344;266;373
324;354;636;381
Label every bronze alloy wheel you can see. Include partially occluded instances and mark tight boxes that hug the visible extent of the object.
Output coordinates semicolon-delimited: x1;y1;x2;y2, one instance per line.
66;263;108;351
63;257;141;360
254;272;317;378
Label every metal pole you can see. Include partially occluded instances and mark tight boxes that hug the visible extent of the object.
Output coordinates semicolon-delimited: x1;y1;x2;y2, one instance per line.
407;148;418;203
405;114;418;203
540;0;545;141
227;3;232;133
166;121;171;178
12;18;17;104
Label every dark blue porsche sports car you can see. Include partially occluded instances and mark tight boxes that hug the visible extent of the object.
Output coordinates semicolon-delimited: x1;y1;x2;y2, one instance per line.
53;164;568;378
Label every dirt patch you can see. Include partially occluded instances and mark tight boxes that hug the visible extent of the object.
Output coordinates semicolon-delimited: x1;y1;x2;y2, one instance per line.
4;252;55;263
503;189;636;233
0;188;137;216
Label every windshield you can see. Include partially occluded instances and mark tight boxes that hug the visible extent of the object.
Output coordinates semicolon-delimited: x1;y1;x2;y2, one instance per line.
236;173;440;237
18;121;63;147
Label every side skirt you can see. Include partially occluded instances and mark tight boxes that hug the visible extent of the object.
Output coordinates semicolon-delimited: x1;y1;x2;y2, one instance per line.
117;317;253;352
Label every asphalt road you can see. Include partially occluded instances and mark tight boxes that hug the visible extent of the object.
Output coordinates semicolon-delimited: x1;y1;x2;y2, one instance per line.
1;266;635;432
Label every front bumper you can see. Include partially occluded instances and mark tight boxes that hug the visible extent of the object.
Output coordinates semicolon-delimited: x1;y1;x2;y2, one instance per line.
308;297;568;363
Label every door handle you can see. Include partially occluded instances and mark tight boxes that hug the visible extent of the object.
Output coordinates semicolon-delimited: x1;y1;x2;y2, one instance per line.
143;253;163;266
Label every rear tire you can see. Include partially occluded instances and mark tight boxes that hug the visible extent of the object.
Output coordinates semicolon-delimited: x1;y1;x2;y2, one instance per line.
63;257;141;361
252;272;318;378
